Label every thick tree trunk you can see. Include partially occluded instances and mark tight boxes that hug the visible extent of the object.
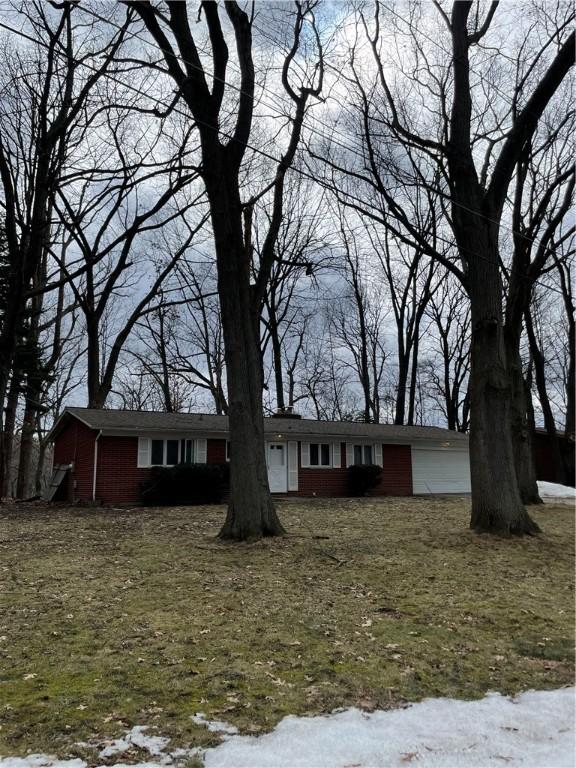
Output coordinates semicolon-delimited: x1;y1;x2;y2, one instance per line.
35;438;47;496
564;301;575;437
0;281;25;498
1;373;21;498
467;249;539;535
16;384;40;499
205;167;284;540
86;319;102;408
505;335;542;505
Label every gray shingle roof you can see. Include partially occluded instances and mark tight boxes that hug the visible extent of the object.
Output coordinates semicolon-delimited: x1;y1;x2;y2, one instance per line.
62;407;468;444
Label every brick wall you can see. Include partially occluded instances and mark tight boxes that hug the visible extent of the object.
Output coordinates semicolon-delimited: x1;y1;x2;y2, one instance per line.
96;436;150;504
52;418;96;501
293;442;413;497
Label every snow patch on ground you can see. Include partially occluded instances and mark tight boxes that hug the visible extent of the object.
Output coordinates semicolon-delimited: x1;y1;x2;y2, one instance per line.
1;688;574;768
191;713;238;735
202;687;576;768
99;726;170;759
538;480;576;500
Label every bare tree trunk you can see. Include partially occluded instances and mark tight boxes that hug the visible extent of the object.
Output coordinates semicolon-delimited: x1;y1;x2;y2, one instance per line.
86;317;101;409
467;246;539;535
268;302;286;412
525;308;565;484
207;170;284;539
506;336;542;505
566;315;575;437
35;436;48;496
16;379;42;499
407;335;419;426
394;346;409;426
1;373;20;498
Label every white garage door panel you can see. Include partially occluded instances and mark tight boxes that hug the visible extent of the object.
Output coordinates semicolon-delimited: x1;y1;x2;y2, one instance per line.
412;449;471;494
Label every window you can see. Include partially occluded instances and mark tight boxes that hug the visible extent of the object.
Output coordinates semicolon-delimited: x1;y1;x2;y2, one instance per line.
310;443;331;467
353;444;373;465
150;438;194;466
151;439;164;466
181;439;194;464
166;440;179;465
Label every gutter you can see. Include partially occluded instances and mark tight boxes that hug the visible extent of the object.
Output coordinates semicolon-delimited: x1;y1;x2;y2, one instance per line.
92;430;102;501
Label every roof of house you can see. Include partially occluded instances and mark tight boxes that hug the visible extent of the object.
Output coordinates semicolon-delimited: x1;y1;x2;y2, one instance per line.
53;407;468;445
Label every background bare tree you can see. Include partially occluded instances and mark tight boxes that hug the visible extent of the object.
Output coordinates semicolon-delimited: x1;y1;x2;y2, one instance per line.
0;2;132;495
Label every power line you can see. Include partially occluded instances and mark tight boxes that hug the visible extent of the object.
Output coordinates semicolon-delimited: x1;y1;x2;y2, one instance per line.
0;14;571;301
76;2;574;254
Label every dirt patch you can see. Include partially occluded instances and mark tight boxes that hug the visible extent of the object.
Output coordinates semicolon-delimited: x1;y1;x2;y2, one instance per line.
0;497;573;762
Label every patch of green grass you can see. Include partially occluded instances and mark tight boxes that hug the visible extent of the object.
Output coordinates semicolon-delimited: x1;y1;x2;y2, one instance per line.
0;497;573;761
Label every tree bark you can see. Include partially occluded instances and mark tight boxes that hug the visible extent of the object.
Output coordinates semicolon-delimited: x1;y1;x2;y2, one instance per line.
394;340;409;425
16;387;38;499
506;338;542;505
466;239;539;535
1;373;20;498
204;167;284;540
268;300;286;412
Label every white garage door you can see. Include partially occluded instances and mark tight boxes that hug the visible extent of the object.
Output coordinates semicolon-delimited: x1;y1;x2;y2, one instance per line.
412;448;471;494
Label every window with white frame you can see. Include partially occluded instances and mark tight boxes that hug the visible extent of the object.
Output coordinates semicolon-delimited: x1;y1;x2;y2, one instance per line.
150;438;194;466
309;442;331;467
139;437;199;468
353;444;373;465
301;441;341;469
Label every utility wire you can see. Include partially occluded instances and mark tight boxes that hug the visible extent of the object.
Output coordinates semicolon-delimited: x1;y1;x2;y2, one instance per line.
76;2;574;257
0;15;571;301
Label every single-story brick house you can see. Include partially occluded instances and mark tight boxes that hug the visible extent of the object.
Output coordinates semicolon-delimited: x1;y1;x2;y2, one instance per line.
47;407;471;504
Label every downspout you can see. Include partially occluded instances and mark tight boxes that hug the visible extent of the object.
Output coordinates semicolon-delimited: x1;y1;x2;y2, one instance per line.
92;430;102;501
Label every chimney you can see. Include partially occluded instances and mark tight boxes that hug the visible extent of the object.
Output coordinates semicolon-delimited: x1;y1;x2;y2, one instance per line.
272;406;301;419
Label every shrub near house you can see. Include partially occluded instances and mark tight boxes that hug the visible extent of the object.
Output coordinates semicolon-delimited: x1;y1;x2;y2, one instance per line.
141;463;229;506
348;464;383;496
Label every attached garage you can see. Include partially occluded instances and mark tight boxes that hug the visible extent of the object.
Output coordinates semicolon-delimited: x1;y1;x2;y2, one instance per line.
412;447;471;494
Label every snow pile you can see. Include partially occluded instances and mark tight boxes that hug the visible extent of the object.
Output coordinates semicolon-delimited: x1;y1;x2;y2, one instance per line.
203;687;576;768
99;726;169;759
0;687;574;768
538;481;576;500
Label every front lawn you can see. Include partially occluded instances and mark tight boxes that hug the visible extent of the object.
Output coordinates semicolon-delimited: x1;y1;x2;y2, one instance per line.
0;497;573;762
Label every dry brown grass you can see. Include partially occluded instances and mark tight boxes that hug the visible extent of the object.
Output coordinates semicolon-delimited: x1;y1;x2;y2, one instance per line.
0;496;573;763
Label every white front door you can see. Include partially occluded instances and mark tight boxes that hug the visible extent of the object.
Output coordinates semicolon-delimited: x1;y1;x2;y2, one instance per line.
266;442;287;492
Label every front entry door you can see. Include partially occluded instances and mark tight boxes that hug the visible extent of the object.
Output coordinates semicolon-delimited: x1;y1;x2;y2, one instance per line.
266;442;287;493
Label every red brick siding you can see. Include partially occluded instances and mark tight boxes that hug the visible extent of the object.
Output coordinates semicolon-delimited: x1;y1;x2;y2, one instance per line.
295;443;347;497
96;436;150;504
52;418;96;501
293;442;413;497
